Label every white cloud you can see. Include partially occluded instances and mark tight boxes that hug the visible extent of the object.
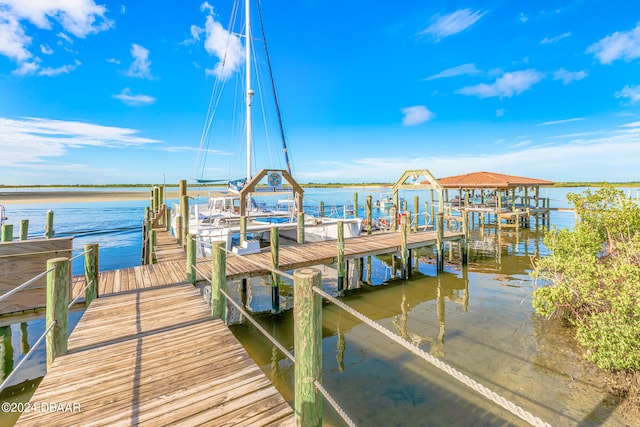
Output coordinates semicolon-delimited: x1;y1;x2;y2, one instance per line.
38;59;81;76
401;105;434;126
496;109;506;117
541;32;571;44
106;57;120;64
539;117;586;126
0;10;32;61
57;31;73;44
519;13;528;23
40;43;53;55
12;61;39;76
0;116;160;167
587;21;640;64
297;125;640;183
126;44;154;79
456;69;545;98
2;0;113;37
112;88;156;106
615;85;640;104
552;68;588;85
420;9;486;42
202;11;243;79
0;1;113;74
424;63;480;80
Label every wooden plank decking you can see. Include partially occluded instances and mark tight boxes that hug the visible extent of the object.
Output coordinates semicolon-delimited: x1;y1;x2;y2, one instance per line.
16;283;294;426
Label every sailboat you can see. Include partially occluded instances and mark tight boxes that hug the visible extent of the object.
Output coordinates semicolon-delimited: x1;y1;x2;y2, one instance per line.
173;0;361;254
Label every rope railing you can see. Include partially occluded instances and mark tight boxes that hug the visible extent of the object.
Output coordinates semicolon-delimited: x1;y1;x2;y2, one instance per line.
0;321;56;392
0;246;95;303
68;279;94;310
314;379;357;427
312;286;551;427
0;266;56;302
192;264;295;364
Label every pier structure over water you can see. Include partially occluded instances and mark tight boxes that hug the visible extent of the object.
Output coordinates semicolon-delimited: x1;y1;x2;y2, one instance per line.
437;171;554;230
7;192;466;426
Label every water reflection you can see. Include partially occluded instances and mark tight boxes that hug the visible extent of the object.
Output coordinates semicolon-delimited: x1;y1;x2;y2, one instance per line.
230;232;630;426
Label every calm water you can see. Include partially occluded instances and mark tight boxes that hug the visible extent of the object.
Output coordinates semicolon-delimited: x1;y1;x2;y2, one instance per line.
0;187;636;426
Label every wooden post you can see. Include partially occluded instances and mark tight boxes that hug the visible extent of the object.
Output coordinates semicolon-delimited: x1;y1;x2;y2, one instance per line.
165;206;171;232
366;195;372;235
179;179;187;198
19;219;28;240
240;215;247;244
84;243;99;306
297;213;305;244
181;195;189;247
46;257;69;367
1;224;12;242
390;206;397;231
406;211;412;235
175;215;183;247
270;227;280;313
187;234;196;285
211;241;227;321
319;201;325;217
45;210;54;238
293;267;322;426
436;212;444;272
149;229;157;264
413;196;419;232
337;221;344;296
424;202;429;229
353;193;358;218
401;214;408;279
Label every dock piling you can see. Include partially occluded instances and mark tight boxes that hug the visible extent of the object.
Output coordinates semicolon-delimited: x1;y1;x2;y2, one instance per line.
293;267;323;427
1;224;12;242
211;241;227;321
44;210;54;238
84;243;99;306
187;234;196;284
270;226;280;313
337;221;345;296
19;219;28;240
46;257;69;367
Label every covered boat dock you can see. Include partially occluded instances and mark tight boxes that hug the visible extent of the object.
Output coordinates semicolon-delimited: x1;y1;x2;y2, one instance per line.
437;171;554;229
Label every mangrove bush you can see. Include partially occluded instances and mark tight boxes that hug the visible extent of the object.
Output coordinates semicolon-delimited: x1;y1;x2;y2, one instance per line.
531;185;640;374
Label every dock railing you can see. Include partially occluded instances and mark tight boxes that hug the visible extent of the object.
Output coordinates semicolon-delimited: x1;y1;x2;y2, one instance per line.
0;244;99;392
191;232;547;427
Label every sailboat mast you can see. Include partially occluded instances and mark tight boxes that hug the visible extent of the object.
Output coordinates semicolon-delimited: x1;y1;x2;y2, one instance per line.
245;0;254;182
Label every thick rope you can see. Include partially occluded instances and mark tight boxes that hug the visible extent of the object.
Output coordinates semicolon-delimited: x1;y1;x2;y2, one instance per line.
68;279;94;309
0;320;56;392
313;286;551;427
192;264;295;364
314;380;357;427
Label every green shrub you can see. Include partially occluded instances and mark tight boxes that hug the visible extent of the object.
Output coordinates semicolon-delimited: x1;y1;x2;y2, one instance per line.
531;185;640;371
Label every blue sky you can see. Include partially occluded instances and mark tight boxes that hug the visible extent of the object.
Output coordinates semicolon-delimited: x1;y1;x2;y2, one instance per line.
1;0;640;185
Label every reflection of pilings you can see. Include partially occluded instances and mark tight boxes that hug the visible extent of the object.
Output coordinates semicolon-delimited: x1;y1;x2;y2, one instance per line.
462;266;469;312
366;256;372;284
436;280;445;343
1;325;13;381
336;325;345;372
20;322;29;354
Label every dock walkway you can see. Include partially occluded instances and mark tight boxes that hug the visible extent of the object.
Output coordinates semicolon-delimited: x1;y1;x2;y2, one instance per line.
17;281;294;426
18;227;462;425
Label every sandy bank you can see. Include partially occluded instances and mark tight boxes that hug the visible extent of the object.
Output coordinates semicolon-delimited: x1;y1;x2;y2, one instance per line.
0;190;202;205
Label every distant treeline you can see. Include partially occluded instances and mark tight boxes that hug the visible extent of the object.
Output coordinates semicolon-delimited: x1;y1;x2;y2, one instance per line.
2;181;639;189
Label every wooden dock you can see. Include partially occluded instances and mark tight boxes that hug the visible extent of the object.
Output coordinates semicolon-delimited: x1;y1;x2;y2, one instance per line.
15;225;463;426
16;282;294;426
90;228;465;295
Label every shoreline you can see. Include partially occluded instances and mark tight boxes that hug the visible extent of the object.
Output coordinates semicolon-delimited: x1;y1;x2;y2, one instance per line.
0;190;194;205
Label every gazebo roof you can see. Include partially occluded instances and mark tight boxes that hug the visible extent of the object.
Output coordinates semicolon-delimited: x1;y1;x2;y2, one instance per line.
437;171;554;189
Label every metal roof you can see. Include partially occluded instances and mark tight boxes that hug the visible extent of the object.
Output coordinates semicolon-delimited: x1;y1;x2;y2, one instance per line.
437;171;554;189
